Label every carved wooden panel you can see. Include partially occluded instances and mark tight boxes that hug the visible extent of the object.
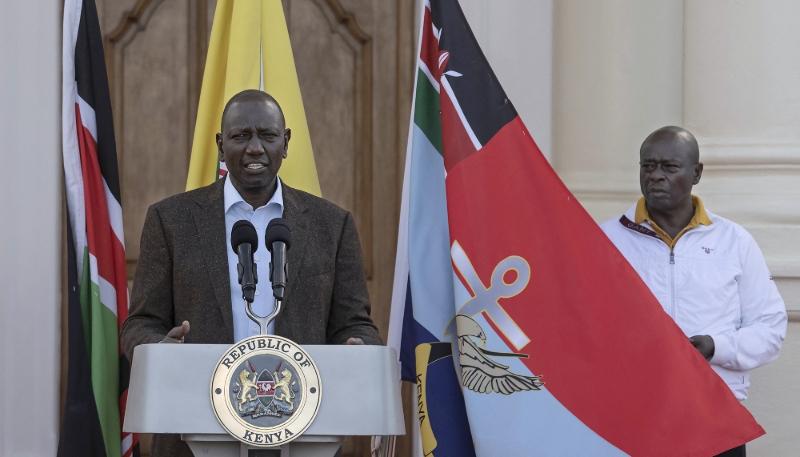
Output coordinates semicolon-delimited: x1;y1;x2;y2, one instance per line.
105;0;209;279
286;0;373;276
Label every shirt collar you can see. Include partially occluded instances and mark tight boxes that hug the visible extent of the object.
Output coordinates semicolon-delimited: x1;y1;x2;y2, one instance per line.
224;175;284;213
634;195;712;227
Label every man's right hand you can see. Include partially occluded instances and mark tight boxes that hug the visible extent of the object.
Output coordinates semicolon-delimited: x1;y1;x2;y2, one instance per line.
161;320;190;343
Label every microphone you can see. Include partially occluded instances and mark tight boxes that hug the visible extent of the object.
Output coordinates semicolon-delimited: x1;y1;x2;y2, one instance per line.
265;218;292;300
231;220;259;303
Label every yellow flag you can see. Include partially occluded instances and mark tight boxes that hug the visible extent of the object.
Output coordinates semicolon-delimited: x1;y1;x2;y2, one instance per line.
186;0;321;195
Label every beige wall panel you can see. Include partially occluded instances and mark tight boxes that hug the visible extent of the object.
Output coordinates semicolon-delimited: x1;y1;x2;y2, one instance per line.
746;321;800;455
684;1;800;140
101;0;146;35
365;0;407;340
289;0;359;213
114;0;191;265
552;0;684;222
683;0;800;315
460;0;553;159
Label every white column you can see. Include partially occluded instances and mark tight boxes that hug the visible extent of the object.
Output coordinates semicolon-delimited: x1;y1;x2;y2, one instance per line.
683;0;800;306
552;0;684;221
460;0;553;160
683;2;800;454
0;1;62;455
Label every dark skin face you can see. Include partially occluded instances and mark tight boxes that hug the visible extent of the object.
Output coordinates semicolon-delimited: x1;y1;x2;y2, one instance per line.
216;100;291;209
639;141;703;240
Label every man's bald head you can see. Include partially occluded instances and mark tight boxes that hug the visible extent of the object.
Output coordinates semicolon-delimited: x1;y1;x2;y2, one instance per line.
221;90;285;132
640;126;699;165
638;126;703;216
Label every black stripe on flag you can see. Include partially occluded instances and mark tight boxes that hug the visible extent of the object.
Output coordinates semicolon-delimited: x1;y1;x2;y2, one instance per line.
430;0;518;146
57;215;108;457
74;0;122;204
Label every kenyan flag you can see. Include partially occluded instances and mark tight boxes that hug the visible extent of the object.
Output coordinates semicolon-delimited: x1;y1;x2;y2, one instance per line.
59;0;138;456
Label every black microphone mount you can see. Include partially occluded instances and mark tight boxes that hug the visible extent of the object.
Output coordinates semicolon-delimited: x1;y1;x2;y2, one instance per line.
265;218;292;301
230;220;259;303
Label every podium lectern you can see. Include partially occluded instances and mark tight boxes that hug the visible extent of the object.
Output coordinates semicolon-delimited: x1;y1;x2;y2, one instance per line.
124;344;405;457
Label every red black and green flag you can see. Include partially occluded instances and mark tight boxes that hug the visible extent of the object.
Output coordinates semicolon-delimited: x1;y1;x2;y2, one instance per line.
59;0;138;456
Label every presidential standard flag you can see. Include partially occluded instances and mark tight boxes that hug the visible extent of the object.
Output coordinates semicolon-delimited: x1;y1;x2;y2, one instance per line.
59;0;138;456
186;0;320;194
387;0;765;455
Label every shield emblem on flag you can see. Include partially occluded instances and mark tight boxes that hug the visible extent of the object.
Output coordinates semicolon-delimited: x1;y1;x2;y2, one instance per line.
256;370;276;407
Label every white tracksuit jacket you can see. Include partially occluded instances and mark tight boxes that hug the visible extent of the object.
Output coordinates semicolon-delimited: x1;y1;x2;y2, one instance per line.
601;204;787;401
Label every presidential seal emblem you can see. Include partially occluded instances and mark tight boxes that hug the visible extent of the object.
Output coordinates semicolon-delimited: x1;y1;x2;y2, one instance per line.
210;335;322;447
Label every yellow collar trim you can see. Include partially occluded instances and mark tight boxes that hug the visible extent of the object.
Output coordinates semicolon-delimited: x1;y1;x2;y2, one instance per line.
634;195;712;248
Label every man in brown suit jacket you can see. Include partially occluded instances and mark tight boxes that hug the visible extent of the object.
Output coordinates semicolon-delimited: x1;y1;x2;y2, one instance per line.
120;90;380;457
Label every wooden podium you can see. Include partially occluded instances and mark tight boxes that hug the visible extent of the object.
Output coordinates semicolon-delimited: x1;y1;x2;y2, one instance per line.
124;344;405;457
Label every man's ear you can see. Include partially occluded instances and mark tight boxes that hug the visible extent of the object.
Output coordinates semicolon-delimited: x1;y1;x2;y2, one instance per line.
693;162;704;185
216;132;225;162
283;128;292;158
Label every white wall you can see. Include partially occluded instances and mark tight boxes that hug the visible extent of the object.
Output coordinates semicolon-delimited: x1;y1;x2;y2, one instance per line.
0;1;62;456
460;0;553;160
552;0;685;218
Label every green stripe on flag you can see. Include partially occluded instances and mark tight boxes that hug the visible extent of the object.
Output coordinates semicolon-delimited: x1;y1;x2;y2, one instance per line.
414;68;443;155
80;247;122;457
79;248;92;357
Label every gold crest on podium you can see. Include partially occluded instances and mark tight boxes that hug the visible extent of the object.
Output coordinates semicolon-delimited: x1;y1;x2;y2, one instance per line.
210;335;322;447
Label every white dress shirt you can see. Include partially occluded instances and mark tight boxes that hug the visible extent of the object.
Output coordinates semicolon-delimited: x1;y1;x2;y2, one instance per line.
224;175;284;342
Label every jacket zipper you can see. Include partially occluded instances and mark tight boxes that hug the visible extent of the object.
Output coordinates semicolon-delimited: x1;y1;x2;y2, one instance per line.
669;250;676;318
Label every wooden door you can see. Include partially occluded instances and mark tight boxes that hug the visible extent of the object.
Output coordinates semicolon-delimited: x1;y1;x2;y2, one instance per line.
90;0;416;455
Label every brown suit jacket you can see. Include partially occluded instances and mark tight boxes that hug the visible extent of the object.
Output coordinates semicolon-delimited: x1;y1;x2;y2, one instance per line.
120;178;380;457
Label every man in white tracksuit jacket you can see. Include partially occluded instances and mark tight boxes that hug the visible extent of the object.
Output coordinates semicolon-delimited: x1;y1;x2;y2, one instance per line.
601;126;786;457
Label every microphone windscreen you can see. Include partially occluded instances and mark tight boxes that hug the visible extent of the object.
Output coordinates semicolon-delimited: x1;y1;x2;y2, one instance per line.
265;218;292;251
231;220;258;253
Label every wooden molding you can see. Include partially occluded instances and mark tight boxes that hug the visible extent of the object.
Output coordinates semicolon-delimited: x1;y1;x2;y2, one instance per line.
103;0;166;185
106;0;158;43
305;0;375;279
322;0;372;44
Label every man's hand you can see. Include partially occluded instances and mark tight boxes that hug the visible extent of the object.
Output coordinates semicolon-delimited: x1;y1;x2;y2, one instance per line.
346;337;364;345
689;335;714;360
162;320;190;344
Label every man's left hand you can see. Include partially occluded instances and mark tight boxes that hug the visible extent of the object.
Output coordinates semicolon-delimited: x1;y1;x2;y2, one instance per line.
689;335;715;360
346;337;364;345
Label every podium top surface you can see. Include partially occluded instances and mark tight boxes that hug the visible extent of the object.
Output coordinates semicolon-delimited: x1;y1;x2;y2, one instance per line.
124;344;405;436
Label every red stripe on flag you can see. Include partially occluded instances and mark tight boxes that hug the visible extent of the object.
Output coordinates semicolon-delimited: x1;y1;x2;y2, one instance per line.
440;88;477;171
75;104;127;307
420;6;441;79
112;234;128;330
120;388;138;457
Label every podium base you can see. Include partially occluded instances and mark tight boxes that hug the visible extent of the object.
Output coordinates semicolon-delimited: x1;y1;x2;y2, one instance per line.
182;434;345;457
